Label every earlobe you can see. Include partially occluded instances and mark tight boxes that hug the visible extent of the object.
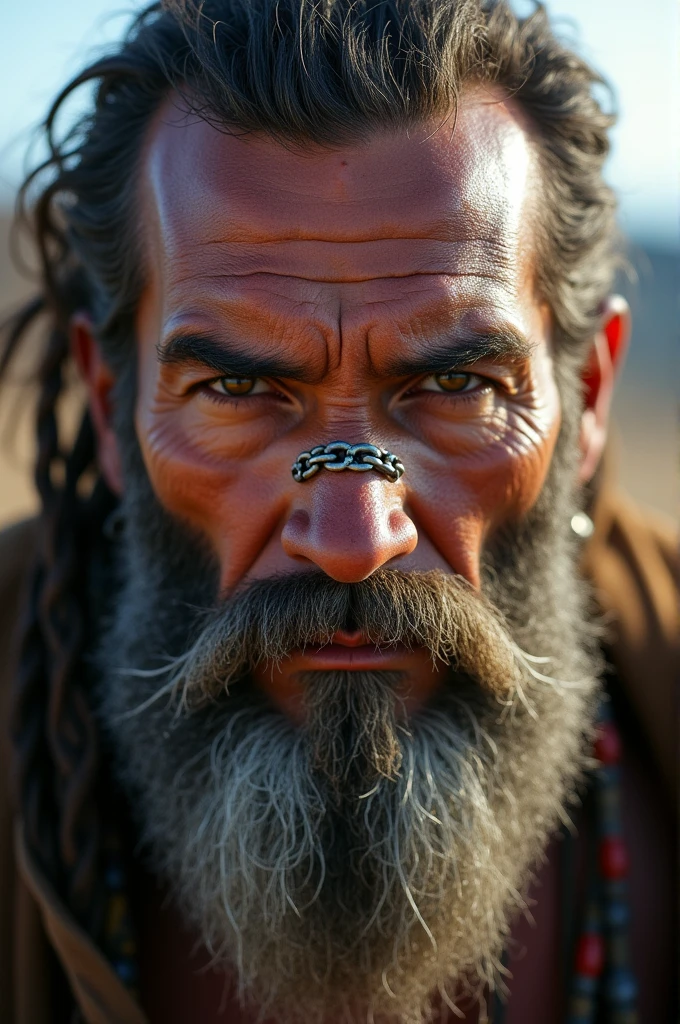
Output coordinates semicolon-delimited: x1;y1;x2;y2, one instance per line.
578;295;630;485
70;313;125;496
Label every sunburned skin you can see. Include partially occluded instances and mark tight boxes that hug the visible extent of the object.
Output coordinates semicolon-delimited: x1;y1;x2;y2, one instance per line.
74;80;668;1024
132;86;562;717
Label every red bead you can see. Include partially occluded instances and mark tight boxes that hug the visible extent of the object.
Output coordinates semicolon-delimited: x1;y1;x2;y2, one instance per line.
594;721;622;764
575;932;605;977
599;836;629;880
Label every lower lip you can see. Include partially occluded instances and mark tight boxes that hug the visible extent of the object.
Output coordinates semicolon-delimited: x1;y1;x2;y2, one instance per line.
252;642;449;723
287;642;412;671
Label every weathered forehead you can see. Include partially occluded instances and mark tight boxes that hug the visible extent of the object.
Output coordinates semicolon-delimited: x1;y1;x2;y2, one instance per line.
140;88;539;283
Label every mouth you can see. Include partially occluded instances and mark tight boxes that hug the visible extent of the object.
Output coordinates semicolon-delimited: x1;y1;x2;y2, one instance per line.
286;630;413;672
251;629;449;722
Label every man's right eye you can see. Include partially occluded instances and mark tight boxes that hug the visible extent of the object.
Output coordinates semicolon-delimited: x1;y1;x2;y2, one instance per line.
208;376;258;396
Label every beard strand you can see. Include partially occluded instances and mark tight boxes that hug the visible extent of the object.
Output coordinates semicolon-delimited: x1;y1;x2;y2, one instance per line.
93;376;600;1023
97;592;597;1022
303;670;405;802
100;664;594;1023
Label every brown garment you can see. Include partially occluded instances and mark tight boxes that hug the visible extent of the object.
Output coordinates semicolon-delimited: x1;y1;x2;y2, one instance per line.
0;494;677;1023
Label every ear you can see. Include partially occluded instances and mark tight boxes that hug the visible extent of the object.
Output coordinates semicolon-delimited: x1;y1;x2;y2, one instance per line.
71;314;125;496
578;295;630;484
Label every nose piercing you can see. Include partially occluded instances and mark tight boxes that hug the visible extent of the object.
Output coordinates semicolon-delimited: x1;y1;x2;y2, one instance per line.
292;441;405;482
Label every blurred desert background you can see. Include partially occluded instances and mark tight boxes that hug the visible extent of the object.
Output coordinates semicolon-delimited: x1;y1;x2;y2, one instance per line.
1;0;678;529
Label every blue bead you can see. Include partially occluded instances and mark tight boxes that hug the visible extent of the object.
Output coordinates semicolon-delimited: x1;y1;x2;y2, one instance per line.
605;901;630;928
105;865;126;889
573;975;598;996
605;969;638;1005
114;959;138;985
596;765;620;788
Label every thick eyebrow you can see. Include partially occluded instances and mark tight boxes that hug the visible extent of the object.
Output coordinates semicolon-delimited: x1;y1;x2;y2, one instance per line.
157;332;318;381
159;327;534;382
384;330;535;377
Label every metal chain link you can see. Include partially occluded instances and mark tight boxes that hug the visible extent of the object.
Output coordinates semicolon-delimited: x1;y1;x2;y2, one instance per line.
292;441;405;482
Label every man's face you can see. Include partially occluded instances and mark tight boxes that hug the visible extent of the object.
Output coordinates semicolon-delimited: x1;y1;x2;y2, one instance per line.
133;87;560;718
95;88;596;1023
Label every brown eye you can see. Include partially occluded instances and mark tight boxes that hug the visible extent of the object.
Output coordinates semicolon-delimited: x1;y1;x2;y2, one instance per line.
213;376;256;396
434;371;471;392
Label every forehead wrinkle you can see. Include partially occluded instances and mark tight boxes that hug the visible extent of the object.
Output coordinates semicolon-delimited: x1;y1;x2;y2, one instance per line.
356;280;539;363
167;230;517;253
162;283;339;378
139;92;540;369
162;238;522;294
166;270;516;289
162;265;527;378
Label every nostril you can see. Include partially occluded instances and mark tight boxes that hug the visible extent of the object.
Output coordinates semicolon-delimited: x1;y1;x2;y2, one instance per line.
281;508;313;563
388;508;408;531
288;509;310;532
388;508;418;548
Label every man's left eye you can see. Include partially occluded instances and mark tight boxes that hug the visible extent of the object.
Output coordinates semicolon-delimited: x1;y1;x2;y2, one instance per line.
420;371;483;394
207;376;271;397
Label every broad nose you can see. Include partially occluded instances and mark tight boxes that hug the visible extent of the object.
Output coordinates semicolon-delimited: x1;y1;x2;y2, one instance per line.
281;470;417;582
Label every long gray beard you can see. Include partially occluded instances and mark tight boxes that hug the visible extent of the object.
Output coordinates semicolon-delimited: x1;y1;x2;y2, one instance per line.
95;388;600;1023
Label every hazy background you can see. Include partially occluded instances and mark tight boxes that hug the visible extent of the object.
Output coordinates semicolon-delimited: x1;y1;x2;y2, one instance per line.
1;0;678;526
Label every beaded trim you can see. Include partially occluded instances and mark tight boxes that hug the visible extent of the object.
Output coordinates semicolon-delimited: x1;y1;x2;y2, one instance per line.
566;702;638;1024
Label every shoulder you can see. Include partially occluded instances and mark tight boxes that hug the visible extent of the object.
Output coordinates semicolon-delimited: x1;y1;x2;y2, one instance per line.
584;488;677;644
583;490;678;797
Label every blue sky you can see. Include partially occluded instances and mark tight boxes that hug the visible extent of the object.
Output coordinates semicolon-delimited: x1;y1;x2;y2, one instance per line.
1;0;678;248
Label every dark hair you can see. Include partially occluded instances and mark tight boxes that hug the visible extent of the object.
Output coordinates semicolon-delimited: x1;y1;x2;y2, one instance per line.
1;0;617;944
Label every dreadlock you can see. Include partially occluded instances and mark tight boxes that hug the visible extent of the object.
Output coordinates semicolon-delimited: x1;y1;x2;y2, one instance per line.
0;0;618;949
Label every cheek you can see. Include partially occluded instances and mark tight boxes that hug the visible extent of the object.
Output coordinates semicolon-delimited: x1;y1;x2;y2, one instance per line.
454;398;561;529
408;369;562;560
469;406;561;530
135;388;291;587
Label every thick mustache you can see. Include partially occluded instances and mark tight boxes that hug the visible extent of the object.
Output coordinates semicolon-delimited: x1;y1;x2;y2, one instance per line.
140;569;523;708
